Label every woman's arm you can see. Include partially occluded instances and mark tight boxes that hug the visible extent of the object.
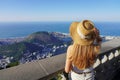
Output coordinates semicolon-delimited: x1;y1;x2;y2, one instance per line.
93;27;102;54
65;46;72;73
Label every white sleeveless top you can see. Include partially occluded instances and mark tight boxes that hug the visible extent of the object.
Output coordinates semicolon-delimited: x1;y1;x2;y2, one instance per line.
72;65;94;73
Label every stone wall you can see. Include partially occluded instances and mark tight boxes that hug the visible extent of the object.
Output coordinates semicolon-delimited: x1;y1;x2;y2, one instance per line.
0;39;120;80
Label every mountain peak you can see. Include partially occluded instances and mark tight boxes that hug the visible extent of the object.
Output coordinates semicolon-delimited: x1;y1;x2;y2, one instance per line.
26;31;63;45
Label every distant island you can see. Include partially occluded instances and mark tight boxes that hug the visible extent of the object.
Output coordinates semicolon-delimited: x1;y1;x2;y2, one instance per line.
0;31;120;70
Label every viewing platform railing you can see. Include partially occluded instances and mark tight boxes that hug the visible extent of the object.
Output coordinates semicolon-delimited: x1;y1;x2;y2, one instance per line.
0;39;120;80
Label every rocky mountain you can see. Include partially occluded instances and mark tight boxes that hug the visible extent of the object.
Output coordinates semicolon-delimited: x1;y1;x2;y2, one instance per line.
0;31;71;64
25;31;64;45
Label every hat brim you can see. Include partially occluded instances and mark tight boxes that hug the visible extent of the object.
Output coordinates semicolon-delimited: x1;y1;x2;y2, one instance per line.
70;22;94;45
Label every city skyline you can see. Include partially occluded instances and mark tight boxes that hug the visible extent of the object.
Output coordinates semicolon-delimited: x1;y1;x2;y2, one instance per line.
0;0;120;22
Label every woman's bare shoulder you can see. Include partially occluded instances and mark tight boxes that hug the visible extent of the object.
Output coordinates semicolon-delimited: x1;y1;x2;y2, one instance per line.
67;45;73;51
66;45;73;59
67;45;73;55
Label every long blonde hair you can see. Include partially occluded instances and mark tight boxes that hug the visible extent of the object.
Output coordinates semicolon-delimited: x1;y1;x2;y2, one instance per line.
69;43;99;70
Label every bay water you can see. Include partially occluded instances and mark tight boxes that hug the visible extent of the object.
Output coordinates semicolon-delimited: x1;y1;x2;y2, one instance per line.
0;21;120;38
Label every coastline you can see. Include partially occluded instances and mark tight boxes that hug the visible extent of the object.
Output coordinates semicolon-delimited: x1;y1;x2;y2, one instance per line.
0;32;120;43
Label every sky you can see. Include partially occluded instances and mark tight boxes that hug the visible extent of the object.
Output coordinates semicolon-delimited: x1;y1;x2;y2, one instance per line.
0;0;120;22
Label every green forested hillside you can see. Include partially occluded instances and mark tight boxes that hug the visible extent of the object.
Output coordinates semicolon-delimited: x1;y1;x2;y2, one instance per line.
26;31;63;45
0;31;69;61
0;42;25;61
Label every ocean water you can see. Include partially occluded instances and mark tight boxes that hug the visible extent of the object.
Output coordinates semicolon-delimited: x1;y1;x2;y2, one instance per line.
0;21;120;38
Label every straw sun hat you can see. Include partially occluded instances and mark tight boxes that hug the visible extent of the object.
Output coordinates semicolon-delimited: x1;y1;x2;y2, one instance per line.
70;20;96;45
